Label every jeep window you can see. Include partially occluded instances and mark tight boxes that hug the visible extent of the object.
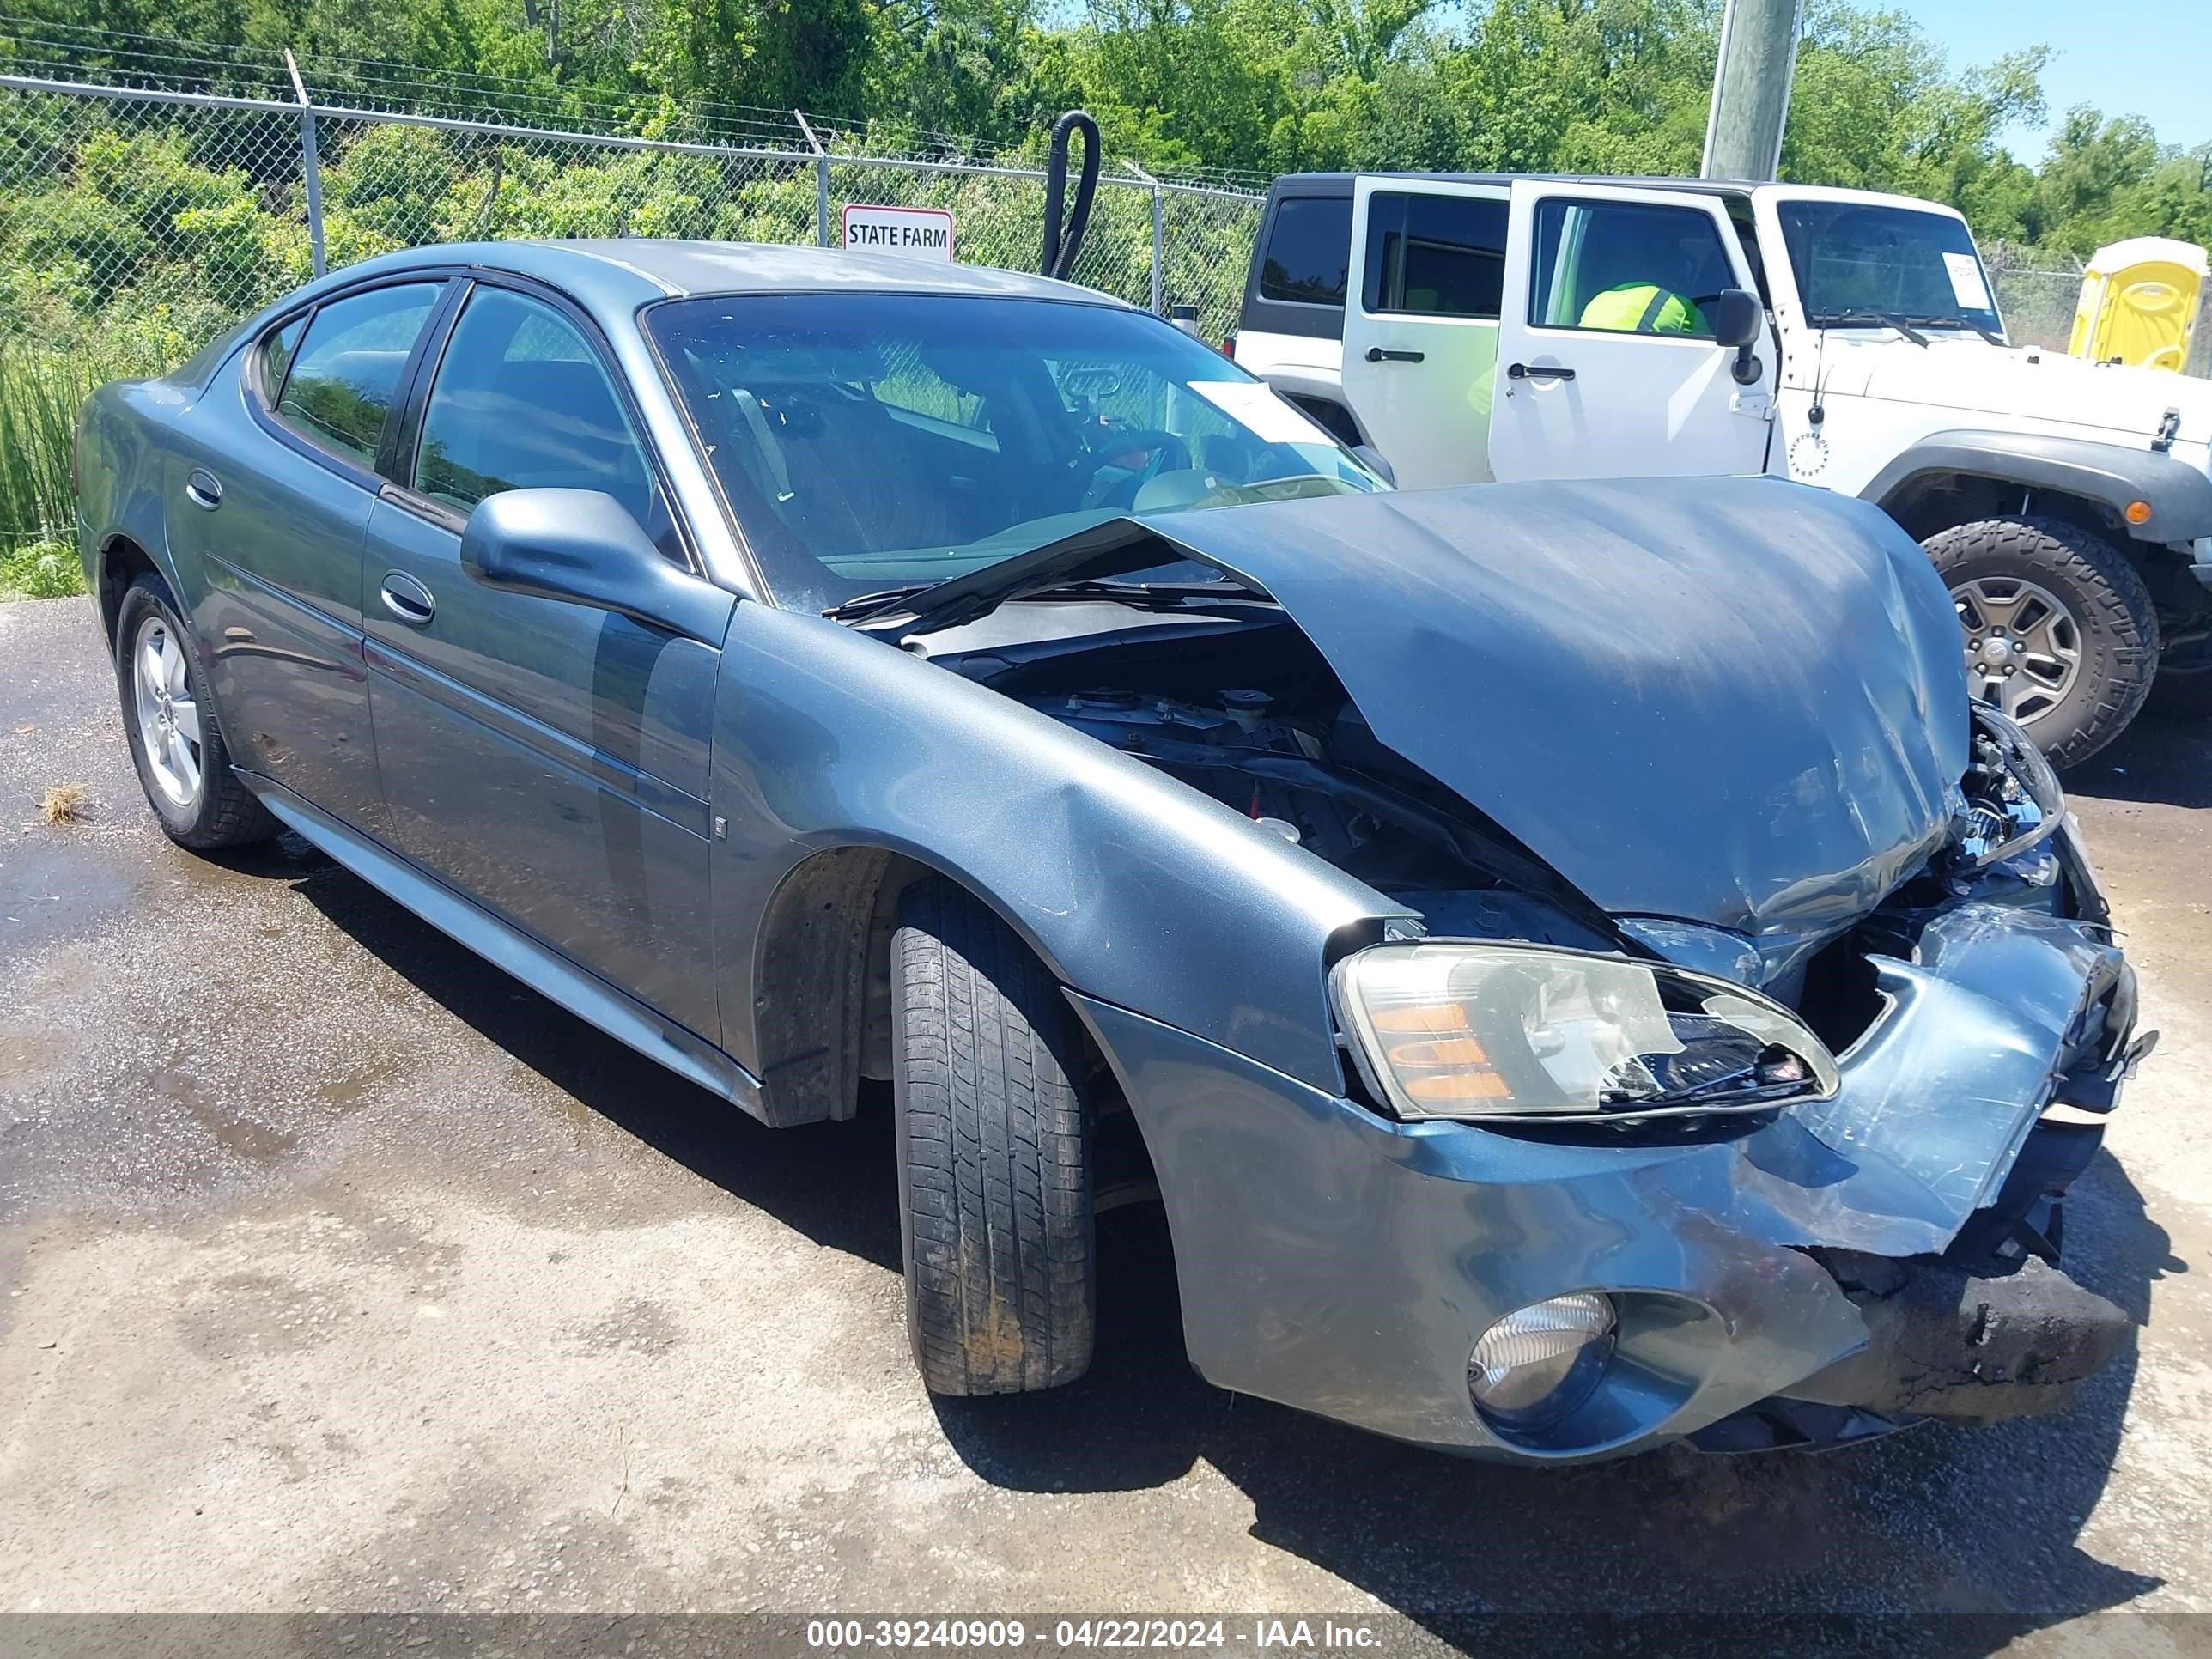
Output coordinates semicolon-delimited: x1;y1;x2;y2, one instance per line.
1259;197;1354;307
1362;192;1509;319
1528;198;1735;338
1778;201;2003;333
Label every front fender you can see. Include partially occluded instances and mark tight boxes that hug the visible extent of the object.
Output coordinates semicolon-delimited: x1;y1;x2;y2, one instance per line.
708;601;1412;1093
1863;428;2212;544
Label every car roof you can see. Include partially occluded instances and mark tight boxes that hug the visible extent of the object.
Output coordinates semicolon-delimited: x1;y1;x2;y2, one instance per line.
330;238;1127;314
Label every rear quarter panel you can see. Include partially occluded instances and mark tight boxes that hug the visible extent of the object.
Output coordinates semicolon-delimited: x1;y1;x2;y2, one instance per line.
76;375;202;629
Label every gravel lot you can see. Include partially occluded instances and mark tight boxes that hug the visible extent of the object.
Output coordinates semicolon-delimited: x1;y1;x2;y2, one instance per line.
3;592;2211;1654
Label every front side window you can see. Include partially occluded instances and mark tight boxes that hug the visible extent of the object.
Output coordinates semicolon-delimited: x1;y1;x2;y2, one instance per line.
1777;201;2003;334
1363;192;1508;319
411;287;659;539
646;294;1386;613
271;283;443;465
1258;197;1354;307
1528;199;1736;338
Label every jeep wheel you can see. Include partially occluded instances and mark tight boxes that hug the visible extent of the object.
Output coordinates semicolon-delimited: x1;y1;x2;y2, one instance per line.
891;878;1094;1395
1924;516;2158;769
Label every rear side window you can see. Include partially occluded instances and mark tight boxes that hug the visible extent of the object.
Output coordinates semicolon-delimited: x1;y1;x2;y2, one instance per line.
262;316;307;398
412;286;659;539
273;283;443;465
1363;192;1509;319
1528;198;1734;338
1259;197;1353;307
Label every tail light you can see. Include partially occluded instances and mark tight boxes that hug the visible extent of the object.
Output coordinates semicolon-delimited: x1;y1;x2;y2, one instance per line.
1221;334;1237;359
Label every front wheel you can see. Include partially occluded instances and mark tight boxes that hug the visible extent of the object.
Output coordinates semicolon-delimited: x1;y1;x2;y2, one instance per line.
891;878;1094;1396
114;574;277;850
1924;516;2159;770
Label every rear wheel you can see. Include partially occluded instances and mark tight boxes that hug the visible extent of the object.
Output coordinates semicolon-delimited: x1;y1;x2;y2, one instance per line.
1924;515;2158;769
114;574;276;850
891;878;1094;1395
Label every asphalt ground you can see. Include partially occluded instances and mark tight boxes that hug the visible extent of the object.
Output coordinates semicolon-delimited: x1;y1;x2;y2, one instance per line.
3;592;2211;1656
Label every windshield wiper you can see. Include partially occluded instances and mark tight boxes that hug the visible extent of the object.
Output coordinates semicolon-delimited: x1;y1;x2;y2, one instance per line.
826;576;1267;628
1010;579;1271;610
1899;313;2006;347
823;584;940;623
1810;312;1929;347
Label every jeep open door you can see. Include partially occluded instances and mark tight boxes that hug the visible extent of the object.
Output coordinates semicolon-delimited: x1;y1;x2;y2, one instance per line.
1488;179;1776;483
1339;176;1514;489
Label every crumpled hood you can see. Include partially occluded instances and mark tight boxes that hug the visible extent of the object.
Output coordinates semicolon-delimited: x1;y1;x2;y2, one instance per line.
904;477;1971;946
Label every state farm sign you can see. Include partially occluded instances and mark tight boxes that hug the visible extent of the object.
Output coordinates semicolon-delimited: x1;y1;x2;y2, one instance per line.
841;204;956;263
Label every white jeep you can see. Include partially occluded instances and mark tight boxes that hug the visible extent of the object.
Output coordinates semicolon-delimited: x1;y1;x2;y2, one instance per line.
1231;174;2212;767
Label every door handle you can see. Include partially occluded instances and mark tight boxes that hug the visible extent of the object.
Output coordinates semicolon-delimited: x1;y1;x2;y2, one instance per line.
1364;346;1425;363
380;571;436;625
184;468;223;509
1507;362;1576;382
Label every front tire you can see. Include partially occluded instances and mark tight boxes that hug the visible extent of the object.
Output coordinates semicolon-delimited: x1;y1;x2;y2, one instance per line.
892;878;1094;1396
114;574;277;851
1924;515;2158;770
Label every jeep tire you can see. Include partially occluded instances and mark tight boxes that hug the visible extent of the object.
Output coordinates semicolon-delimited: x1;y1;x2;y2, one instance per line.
1924;515;2159;769
891;878;1095;1395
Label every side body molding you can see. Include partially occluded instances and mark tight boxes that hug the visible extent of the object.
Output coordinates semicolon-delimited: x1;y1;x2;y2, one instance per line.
252;775;766;1114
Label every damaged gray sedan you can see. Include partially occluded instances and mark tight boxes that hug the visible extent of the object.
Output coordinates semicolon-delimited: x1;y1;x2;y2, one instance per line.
77;242;2148;1463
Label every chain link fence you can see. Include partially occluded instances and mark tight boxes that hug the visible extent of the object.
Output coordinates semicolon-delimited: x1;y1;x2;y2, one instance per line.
0;64;1261;567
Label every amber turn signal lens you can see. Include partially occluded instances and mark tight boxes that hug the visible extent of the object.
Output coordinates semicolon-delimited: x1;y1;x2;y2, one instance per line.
2124;500;2153;526
1384;1036;1492;1067
1371;1002;1471;1035
1404;1070;1512;1102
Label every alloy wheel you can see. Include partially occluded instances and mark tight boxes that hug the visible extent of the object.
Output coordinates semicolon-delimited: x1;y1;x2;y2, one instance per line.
1954;575;2081;726
131;613;204;808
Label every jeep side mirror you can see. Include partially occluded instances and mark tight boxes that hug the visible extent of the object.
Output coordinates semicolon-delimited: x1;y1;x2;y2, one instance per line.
1707;288;1765;386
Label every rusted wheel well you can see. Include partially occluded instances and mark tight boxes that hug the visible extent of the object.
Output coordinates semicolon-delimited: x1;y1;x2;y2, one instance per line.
96;534;157;644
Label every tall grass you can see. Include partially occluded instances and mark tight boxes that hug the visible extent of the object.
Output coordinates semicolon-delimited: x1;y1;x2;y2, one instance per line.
0;337;170;598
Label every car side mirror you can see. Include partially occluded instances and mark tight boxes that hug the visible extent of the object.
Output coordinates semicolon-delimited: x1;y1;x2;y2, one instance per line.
459;488;732;646
1352;443;1396;487
1706;288;1765;386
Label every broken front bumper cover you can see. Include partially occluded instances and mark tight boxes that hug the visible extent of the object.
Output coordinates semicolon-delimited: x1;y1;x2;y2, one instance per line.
1074;897;2145;1463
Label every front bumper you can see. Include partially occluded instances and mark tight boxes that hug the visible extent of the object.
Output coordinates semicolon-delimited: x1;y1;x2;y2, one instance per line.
1073;898;2141;1463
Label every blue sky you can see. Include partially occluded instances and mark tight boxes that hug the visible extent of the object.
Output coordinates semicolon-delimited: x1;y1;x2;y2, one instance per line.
1873;0;2207;160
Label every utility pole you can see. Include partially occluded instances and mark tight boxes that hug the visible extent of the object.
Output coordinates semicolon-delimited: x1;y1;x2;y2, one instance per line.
1701;0;1802;180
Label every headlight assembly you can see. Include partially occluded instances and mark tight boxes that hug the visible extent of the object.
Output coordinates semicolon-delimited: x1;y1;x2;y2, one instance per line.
1954;703;2065;872
1329;941;1840;1123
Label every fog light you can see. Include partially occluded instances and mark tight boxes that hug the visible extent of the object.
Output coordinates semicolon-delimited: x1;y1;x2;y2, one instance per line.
1468;1292;1617;1428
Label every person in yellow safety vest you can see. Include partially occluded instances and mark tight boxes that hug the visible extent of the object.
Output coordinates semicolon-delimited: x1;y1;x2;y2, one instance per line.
1578;283;1707;335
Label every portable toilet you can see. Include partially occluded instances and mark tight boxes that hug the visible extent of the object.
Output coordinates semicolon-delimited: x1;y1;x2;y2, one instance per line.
2067;237;2207;373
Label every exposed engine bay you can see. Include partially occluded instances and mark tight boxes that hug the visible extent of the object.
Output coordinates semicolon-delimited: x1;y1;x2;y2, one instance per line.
950;614;1616;952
